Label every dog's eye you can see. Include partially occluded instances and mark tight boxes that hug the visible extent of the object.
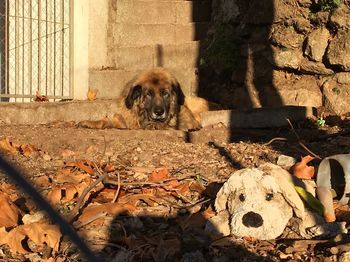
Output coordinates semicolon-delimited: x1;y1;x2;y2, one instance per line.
146;90;153;97
239;193;246;202
266;193;273;201
160;90;169;97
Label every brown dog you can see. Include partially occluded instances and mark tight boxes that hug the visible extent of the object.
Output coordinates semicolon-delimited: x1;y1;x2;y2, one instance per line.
79;68;202;131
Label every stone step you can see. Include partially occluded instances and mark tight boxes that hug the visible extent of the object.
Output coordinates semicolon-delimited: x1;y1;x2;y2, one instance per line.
114;22;210;46
108;42;201;71
116;0;212;24
89;68;199;99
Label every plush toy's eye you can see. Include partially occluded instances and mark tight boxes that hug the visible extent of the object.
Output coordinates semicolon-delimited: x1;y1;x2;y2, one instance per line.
239;193;246;202
266;193;273;201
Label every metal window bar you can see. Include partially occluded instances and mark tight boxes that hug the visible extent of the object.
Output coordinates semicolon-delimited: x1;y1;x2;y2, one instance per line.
0;0;72;102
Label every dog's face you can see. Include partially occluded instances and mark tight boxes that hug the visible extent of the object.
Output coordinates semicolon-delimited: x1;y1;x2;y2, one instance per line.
215;164;305;240
124;69;184;125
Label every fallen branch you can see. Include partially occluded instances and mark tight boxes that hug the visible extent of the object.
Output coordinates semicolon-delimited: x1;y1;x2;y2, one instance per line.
68;163;108;223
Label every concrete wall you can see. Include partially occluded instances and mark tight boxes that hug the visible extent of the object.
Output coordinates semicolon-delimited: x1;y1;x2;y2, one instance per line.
84;0;211;99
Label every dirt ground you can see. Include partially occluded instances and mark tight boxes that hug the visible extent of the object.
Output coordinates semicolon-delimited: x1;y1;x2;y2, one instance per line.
0;115;350;261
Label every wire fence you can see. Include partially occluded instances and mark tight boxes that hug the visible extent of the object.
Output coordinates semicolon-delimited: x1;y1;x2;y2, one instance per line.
0;0;72;102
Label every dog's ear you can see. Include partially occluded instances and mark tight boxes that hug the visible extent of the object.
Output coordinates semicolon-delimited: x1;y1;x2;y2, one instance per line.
125;85;142;109
171;79;185;105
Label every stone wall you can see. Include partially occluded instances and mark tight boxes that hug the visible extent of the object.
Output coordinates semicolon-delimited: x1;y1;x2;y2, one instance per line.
203;0;350;114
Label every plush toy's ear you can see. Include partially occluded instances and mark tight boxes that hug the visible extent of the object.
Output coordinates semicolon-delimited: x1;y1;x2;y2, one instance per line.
215;186;230;212
261;163;305;219
171;79;185;105
125;85;142;109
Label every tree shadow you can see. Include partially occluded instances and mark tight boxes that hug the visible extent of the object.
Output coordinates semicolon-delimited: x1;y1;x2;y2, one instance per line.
197;0;282;109
100;186;275;262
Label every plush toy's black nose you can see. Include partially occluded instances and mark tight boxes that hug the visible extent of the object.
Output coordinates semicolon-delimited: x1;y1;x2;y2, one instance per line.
242;211;263;228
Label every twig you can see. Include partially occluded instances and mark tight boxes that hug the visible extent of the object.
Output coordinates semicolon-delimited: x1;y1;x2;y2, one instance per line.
112;172;121;203
74;211;108;229
286;118;321;160
263;137;288;146
68;163;107;223
104;175;196;188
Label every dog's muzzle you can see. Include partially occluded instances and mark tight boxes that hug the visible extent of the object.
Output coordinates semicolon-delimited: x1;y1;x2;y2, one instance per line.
150;106;167;121
242;211;264;228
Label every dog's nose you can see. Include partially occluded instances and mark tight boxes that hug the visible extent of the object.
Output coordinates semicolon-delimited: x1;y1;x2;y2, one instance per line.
153;107;165;117
242;211;263;228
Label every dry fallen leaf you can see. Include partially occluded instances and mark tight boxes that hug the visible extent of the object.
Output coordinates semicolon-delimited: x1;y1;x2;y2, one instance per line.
87;88;98;101
0;192;20;227
78;203;134;224
34;91;49;102
0;222;61;254
291;155;315;179
0;137;17;155
149;167;169;182
18;144;38;157
66;160;95;175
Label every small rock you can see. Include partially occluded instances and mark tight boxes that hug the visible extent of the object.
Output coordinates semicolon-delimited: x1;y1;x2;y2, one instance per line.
323;80;350;115
136;146;142;152
267;47;303;70
41;152;52;161
111;251;130;262
330;3;350;28
181;250;206;262
22;211;45;224
277;155;297;168
336;72;350;85
272;25;305;48
293;16;312;33
327;29;350;71
339;251;350;262
304;27;330;62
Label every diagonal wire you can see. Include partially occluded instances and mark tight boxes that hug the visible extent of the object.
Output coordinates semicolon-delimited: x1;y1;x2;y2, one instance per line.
0;155;102;262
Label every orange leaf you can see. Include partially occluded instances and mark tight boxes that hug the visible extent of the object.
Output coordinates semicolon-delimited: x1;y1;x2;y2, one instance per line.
0;222;61;254
291;155;315;180
0;137;18;155
19;144;37;157
34;91;49;102
78;203;134;224
0;192;20;227
87;89;98;101
149;167;169;182
66;160;95;175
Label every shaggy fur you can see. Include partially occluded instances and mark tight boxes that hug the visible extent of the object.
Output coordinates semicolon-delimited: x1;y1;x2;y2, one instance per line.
79;68;202;131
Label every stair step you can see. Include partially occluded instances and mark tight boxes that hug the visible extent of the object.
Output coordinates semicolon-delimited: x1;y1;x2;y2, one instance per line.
110;42;201;71
116;0;212;24
89;68;199;99
114;22;210;46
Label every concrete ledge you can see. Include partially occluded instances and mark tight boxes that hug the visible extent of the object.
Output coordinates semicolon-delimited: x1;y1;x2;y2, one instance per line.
0;100;118;125
201;106;317;129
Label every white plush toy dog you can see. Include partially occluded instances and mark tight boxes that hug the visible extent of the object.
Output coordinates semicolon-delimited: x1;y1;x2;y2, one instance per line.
213;163;305;240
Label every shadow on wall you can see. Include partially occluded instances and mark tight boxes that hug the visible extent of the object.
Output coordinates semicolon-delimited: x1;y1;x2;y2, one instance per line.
197;0;283;109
